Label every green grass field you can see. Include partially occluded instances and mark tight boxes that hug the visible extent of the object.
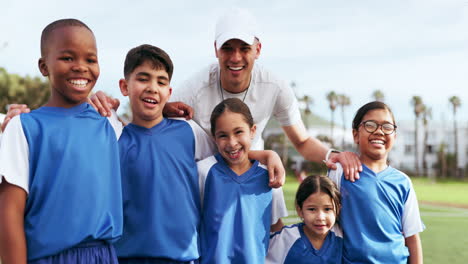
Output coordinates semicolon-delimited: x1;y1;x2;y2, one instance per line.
281;176;468;264
1;178;465;263
412;177;468;205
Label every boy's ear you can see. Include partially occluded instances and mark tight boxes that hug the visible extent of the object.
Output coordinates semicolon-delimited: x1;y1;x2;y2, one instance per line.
38;58;48;77
165;86;173;102
119;79;129;96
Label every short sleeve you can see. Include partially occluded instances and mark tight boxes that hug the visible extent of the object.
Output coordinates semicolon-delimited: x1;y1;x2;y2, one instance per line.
327;162;343;188
0;116;30;193
187;120;217;160
266;226;300;264
197;156;217;209
107;110;123;139
271;187;288;224
402;180;426;237
272;80;302;127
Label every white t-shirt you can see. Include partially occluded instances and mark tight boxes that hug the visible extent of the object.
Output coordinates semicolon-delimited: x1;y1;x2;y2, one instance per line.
172;63;302;150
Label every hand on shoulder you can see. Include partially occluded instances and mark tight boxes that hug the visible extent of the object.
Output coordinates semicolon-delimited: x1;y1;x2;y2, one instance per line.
2;104;31;132
326;151;362;182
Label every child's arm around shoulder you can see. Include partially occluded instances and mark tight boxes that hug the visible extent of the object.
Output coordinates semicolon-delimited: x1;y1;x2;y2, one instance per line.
266;169;288;232
249;150;285;188
270;218;284;233
186;120;286;189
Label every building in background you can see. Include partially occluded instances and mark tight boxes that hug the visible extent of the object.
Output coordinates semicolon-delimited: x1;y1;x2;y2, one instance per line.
263;114;468;178
391;120;467;177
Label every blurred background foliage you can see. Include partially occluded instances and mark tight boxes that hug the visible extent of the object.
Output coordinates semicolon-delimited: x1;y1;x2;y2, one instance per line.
0;67;49;112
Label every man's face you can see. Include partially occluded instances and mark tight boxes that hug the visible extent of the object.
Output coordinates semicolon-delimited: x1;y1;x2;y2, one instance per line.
215;38;261;92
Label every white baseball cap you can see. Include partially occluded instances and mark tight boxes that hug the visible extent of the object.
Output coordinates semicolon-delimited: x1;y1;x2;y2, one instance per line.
215;8;260;49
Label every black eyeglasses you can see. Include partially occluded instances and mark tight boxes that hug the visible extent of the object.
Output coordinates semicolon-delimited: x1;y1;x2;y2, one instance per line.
359;120;397;135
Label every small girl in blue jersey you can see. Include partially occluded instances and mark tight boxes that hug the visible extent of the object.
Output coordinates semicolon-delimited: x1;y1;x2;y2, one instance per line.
197;98;288;264
328;101;425;264
266;175;343;264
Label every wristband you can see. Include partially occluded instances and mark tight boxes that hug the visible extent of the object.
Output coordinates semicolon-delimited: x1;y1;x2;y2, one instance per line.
324;148;341;162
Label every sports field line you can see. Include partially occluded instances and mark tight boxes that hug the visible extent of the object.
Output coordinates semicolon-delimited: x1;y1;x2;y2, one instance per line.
419;203;468;218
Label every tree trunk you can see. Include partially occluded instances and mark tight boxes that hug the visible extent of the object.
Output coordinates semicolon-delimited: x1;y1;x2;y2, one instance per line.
414;118;419;176
453;115;459;178
422;124;428;177
440;145;447;179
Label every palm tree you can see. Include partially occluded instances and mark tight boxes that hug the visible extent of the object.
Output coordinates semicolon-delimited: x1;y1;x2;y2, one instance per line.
326;91;338;147
437;142;448;179
337;94;351;149
411;96;424;176
299;95;313;129
449;96;461;177
372;90;385;102
421;105;431;177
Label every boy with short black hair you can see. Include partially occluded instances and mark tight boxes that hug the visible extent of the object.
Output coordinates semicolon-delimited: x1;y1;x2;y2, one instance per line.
114;44;215;263
0;18;122;263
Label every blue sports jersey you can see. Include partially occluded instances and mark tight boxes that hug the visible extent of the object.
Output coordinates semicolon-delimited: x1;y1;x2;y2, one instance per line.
198;153;274;264
115;119;202;261
20;103;122;261
266;223;343;264
332;164;422;263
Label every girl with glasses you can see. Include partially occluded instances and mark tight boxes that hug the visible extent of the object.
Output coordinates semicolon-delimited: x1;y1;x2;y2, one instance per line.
328;101;425;264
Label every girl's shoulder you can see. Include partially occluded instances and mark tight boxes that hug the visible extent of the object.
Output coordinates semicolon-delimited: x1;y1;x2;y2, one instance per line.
256;161;268;172
330;225;343;238
197;155;217;166
383;166;413;183
197;155;218;174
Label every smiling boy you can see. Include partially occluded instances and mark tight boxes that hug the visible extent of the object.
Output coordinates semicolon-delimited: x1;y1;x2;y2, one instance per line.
114;44;215;263
0;19;122;263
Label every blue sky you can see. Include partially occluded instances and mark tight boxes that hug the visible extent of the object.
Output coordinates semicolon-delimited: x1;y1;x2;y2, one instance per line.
1;0;467;126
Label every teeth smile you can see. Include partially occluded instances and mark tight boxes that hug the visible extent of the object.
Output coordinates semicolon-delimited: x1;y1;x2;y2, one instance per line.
69;79;88;87
143;98;157;104
371;140;385;144
229;66;243;71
